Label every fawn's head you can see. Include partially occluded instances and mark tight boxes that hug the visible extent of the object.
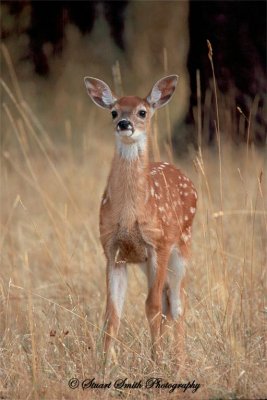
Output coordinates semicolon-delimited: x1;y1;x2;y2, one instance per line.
84;75;178;155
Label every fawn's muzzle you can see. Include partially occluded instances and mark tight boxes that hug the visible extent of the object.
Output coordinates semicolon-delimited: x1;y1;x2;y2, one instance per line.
117;120;134;134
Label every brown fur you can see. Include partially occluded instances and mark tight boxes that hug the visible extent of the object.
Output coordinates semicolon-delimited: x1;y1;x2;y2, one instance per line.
84;75;197;362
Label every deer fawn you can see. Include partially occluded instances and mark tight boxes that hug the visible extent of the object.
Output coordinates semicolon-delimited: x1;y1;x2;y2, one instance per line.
84;75;197;362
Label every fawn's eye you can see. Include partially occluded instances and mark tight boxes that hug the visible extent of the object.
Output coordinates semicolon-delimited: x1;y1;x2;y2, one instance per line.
138;110;147;118
111;110;118;119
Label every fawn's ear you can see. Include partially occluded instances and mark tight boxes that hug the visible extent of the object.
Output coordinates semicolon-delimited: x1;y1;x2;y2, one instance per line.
146;75;178;110
84;77;117;109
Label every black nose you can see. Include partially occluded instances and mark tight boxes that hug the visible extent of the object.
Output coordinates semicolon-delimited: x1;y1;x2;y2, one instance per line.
117;120;133;131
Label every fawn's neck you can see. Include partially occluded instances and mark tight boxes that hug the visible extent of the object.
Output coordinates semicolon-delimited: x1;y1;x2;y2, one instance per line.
109;139;150;227
115;134;147;162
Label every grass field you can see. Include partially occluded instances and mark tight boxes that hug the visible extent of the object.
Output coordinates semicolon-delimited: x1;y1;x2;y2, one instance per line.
1;46;266;399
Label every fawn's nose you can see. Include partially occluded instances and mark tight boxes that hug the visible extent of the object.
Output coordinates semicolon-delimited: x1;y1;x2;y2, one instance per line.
117;119;133;132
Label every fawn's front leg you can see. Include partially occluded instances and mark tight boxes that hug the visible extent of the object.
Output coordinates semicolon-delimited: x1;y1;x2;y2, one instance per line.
103;257;128;355
145;248;169;361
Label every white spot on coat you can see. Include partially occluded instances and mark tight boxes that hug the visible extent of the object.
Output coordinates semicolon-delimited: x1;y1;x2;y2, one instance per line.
181;233;189;243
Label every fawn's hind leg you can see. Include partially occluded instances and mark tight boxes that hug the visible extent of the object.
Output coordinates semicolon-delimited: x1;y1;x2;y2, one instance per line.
165;246;187;365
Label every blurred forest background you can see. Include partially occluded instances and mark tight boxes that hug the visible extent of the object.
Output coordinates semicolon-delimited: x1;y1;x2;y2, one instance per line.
1;0;266;152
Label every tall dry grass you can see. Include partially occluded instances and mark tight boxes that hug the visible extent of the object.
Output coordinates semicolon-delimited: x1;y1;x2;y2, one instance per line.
1;39;267;400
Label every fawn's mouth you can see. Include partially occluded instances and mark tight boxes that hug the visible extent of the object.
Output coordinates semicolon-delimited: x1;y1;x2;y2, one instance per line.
116;127;136;142
117;127;134;136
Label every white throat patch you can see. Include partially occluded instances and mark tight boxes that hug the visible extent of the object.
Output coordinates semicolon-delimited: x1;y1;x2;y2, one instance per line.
116;130;146;161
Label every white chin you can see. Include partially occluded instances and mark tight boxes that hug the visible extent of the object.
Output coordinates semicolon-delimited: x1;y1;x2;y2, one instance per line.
116;130;135;144
120;129;133;136
120;135;136;144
